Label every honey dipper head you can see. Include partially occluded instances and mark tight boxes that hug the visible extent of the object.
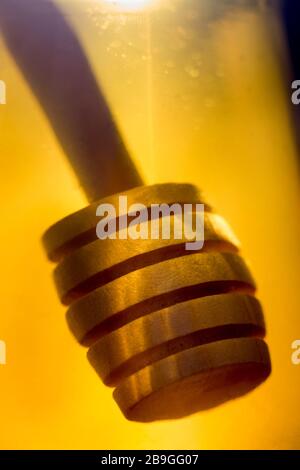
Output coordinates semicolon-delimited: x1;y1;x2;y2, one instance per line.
43;183;271;422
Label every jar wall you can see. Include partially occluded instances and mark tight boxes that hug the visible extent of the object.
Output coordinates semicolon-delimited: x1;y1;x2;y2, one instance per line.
0;0;299;449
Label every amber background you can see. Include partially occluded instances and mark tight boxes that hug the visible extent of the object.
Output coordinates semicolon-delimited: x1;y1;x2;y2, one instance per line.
0;0;300;449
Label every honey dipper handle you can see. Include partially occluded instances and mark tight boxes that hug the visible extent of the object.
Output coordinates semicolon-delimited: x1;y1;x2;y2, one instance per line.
0;0;143;201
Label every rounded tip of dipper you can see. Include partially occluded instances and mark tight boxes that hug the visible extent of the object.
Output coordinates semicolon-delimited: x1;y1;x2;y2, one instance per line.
113;338;271;422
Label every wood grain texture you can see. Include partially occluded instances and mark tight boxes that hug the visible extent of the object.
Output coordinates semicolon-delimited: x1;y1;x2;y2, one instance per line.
113;338;271;422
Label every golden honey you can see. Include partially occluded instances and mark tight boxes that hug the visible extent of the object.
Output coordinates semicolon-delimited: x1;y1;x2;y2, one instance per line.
0;0;299;449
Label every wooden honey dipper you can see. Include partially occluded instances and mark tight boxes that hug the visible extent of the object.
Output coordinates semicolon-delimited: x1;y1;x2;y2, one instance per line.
1;0;271;421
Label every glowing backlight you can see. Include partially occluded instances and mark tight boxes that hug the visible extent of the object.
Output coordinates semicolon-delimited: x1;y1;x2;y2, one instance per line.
105;0;152;11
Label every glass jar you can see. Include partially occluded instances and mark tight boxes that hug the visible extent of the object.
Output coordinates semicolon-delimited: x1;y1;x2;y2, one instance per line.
0;0;299;449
